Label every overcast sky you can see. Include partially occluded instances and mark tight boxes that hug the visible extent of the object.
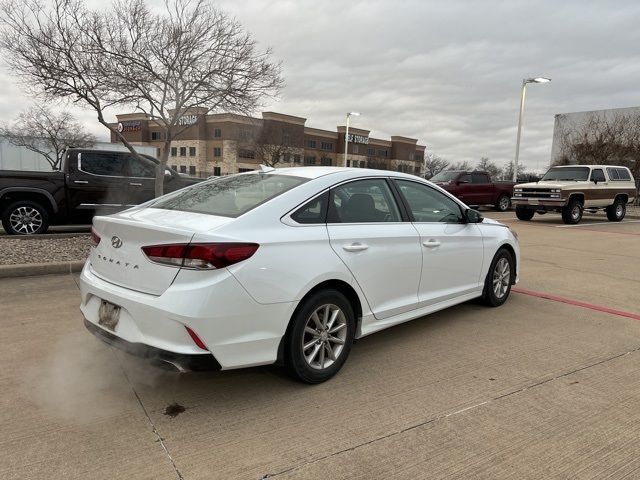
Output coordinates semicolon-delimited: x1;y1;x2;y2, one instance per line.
2;0;640;173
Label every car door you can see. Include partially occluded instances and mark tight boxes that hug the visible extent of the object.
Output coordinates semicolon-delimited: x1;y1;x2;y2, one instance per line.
589;168;609;207
452;173;473;204
393;179;485;307
471;172;492;204
67;151;129;218
125;154;158;205
326;178;422;320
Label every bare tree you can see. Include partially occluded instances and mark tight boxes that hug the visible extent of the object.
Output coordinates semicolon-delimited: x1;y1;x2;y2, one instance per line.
448;160;473;171
0;106;95;169
0;0;283;196
502;161;526;181
476;157;503;179
254;125;299;167
423;153;449;179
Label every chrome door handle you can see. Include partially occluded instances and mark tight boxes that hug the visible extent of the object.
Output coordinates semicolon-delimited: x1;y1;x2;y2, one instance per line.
423;240;441;248
343;243;369;252
74;180;88;184
129;182;142;186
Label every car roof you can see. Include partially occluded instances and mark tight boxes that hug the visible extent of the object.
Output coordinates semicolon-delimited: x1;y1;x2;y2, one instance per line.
245;166;423;181
552;164;629;169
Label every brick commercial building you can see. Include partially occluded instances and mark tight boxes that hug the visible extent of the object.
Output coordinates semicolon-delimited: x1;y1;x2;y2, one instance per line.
110;109;425;177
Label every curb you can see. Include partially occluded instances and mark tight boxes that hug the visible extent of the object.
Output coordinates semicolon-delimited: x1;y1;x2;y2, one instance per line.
0;232;90;240
0;260;85;279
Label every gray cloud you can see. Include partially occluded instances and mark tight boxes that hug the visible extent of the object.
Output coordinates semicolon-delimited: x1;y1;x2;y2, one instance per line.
3;0;640;173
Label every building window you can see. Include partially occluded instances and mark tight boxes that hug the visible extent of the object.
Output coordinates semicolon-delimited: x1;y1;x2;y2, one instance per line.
214;128;222;138
304;155;316;165
306;139;317;149
239;149;255;159
213;147;221;157
367;147;375;156
172;165;178;171
378;149;388;157
189;166;196;175
179;147;186;157
171;147;177;157
238;168;254;173
213;166;221;176
346;160;351;167
415;153;423;162
151;131;163;141
189;147;196;156
353;145;359;154
240;129;254;140
409;153;415;161
414;166;420;175
293;154;301;164
321;157;332;166
321;142;333;151
359;161;366;168
180;165;186;173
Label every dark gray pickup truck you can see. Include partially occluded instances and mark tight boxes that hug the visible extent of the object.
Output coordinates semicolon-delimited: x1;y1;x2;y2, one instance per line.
0;148;201;234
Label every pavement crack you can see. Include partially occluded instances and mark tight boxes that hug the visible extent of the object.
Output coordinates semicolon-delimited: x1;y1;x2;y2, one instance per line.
261;344;640;479
115;354;185;480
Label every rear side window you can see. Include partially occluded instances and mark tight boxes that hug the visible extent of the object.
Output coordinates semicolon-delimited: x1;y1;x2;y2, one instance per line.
79;152;126;176
471;173;489;183
607;168;620;180
617;168;631;180
127;155;157;178
151;173;308;218
328;179;401;223
458;174;471;183
291;192;328;224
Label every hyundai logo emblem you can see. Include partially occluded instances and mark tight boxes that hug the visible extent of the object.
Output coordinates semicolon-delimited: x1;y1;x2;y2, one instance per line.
111;235;123;249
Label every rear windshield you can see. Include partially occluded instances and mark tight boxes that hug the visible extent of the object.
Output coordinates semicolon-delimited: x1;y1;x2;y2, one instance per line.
541;167;590;181
151;173;308;217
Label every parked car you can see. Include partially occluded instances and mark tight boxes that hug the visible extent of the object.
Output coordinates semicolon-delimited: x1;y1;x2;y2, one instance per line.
512;165;637;224
80;167;520;383
0;148;201;235
430;170;516;211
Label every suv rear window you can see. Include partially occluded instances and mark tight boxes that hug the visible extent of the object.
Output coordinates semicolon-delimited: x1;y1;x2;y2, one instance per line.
151;173;308;218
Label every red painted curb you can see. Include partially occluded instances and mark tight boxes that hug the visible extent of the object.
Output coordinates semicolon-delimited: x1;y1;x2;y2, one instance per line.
512;287;640;321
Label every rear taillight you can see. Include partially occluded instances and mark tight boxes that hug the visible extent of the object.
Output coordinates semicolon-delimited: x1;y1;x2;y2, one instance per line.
90;228;101;247
141;243;259;269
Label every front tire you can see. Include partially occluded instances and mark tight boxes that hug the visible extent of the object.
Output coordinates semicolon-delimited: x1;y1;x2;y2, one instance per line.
1;200;50;235
284;289;355;383
515;206;535;221
562;198;583;224
495;194;511;212
482;249;515;307
606;197;626;222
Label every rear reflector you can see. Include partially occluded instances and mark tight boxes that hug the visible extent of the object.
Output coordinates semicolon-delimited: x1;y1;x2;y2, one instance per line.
185;326;208;351
90;228;101;247
141;243;259;269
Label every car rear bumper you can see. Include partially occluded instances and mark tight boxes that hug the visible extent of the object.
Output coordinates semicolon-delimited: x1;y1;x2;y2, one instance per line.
84;318;221;372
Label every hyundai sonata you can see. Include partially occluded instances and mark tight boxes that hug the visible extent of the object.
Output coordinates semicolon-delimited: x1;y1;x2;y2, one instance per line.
80;167;519;383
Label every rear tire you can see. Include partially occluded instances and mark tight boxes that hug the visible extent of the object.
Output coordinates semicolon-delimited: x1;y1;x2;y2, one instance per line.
482;249;515;307
561;198;583;224
495;194;511;212
515;206;534;221
1;200;50;235
606;197;626;222
284;289;355;383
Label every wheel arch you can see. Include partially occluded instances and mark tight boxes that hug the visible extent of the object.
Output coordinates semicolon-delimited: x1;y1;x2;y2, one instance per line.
613;193;628;205
275;279;364;366
567;192;585;205
0;188;58;215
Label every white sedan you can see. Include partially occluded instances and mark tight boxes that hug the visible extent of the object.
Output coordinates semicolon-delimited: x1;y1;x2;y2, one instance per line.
80;167;519;383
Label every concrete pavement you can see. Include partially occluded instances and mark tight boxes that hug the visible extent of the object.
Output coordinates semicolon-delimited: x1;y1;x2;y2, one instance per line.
1;215;640;479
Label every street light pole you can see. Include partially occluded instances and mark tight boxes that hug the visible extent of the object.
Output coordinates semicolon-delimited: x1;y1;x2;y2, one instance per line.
513;77;551;182
344;111;360;167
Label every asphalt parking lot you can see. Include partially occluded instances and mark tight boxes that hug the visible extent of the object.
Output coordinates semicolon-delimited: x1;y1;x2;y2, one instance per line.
1;211;640;479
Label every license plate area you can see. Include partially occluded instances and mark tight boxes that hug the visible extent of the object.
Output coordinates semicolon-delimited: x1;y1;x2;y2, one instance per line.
98;300;121;332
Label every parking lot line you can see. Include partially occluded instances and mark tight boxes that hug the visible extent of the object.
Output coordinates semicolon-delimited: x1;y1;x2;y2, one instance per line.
556;220;640;228
513;287;640;321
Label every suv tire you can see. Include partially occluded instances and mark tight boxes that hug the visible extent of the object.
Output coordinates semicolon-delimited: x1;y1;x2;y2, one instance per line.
1;200;50;235
606;197;626;222
482;249;515;307
515;206;535;221
284;289;355;384
561;197;583;224
495;194;511;212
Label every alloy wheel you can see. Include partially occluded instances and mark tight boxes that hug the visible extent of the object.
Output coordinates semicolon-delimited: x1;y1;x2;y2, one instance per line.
499;196;510;211
302;304;347;370
571;205;581;221
616;203;624;218
9;206;43;234
492;257;510;299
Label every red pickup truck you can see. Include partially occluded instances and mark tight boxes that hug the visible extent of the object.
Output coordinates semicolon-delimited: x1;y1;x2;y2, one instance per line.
430;170;516;211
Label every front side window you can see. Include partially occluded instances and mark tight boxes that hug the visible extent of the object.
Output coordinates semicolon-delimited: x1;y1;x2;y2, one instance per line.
152;174;308;218
395;179;464;223
329;178;401;223
79;152;126;177
472;173;489;183
591;169;605;182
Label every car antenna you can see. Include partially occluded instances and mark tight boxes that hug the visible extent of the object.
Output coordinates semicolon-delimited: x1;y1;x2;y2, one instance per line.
259;164;276;173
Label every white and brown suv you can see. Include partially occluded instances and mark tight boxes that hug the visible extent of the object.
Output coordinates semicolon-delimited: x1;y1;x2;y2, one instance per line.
511;165;636;224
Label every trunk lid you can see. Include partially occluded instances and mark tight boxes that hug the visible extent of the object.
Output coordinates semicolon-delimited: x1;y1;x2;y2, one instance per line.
89;209;234;295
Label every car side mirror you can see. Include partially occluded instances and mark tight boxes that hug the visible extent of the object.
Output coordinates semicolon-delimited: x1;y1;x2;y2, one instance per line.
164;169;173;178
465;209;483;223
